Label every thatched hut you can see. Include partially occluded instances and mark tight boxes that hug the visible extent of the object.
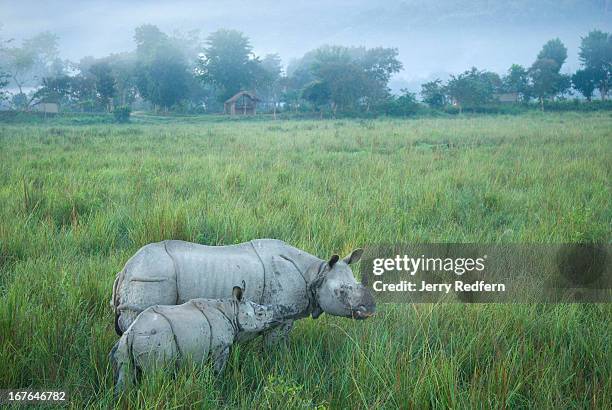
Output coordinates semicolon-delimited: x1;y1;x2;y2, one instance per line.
32;102;59;113
224;91;260;115
495;92;519;104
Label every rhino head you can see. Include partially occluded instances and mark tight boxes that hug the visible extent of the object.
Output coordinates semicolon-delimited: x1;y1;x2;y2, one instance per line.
310;249;376;320
232;286;284;332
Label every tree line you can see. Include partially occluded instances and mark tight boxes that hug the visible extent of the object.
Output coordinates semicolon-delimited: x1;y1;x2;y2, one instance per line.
0;25;610;117
421;32;611;113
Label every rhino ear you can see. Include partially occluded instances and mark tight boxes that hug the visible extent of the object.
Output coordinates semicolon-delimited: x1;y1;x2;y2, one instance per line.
232;286;243;301
328;254;340;268
343;248;364;265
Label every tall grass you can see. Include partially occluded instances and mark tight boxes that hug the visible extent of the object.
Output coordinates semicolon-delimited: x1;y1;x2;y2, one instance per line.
0;112;610;408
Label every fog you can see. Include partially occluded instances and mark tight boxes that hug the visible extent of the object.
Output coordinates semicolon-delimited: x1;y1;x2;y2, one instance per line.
1;0;610;91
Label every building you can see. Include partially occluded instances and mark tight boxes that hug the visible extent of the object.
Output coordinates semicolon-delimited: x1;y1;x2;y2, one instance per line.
495;93;519;104
224;91;260;115
32;102;60;114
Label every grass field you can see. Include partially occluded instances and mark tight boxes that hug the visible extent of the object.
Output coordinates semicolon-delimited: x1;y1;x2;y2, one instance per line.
0;112;610;408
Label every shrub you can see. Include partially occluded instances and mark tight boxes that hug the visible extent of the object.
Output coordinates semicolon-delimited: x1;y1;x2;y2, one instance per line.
382;90;421;117
541;99;612;112
113;106;132;123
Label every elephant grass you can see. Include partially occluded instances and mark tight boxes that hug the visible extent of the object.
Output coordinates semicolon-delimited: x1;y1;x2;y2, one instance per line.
0;112;611;409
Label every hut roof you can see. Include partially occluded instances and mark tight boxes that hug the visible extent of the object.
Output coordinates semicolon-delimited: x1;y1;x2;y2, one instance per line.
225;91;260;104
495;92;519;102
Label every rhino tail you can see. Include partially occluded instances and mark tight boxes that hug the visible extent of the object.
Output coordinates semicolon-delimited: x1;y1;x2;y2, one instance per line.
114;313;123;336
111;268;126;335
110;268;124;312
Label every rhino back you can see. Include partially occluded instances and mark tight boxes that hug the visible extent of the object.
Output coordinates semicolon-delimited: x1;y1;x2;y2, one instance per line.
166;240;266;303
161;239;321;315
151;303;222;364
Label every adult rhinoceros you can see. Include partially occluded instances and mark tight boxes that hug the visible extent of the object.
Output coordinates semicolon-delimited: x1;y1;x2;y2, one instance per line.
111;239;375;345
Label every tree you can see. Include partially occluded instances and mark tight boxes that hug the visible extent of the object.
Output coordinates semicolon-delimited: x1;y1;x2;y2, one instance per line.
503;64;530;101
198;29;261;102
420;79;447;108
358;47;403;108
35;75;72;105
171;29;205;65
258;53;283;117
0;31;61;109
483;71;503;95
529;58;564;110
572;68;597;101
1;45;37;99
134;24;169;59
295;45;401;113
310;46;366;113
163;30;210;113
529;39;569;109
133;25;190;111
89;61;116;111
359;47;403;86
384;89;419;116
446;67;500;111
134;27;208;112
136;47;190;111
0;70;9;102
285;49;329;112
557;73;572;97
537;38;568;70
578;30;611;100
35;73;98;111
107;52;138;106
69;75;97;111
286;52;317;91
0;37;8;101
301;80;330;115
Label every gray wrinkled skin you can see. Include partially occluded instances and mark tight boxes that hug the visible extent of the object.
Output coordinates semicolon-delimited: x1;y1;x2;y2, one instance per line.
110;287;286;392
111;239;375;345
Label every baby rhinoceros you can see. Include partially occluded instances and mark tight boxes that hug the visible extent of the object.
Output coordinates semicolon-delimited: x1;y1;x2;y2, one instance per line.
110;286;286;391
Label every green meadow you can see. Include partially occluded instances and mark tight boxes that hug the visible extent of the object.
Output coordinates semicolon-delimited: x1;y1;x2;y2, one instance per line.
0;112;610;408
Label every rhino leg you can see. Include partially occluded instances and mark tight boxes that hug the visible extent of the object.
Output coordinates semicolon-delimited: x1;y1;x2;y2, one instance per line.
211;344;231;375
264;321;294;350
110;335;131;395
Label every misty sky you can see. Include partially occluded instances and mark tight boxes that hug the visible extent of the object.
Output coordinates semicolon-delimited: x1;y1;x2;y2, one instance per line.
1;0;610;91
